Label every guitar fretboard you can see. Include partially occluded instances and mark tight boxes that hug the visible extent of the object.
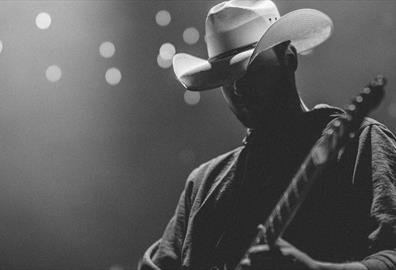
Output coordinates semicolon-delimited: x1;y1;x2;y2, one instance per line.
254;84;381;246
257;120;345;246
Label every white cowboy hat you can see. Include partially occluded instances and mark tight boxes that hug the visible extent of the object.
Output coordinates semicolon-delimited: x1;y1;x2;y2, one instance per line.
172;0;334;91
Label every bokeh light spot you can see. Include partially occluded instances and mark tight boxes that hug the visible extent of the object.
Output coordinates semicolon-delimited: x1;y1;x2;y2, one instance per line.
155;10;171;27
45;65;62;82
105;67;122;86
99;41;116;58
109;265;124;270
184;90;200;106
157;54;172;69
159;43;176;61
183;27;200;45
388;103;396;118
36;12;52;30
0;40;3;54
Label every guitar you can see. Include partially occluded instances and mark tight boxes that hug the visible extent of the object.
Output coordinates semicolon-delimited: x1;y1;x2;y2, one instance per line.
233;75;387;269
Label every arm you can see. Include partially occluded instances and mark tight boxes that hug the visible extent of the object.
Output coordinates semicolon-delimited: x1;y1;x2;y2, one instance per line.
315;262;367;270
138;171;196;270
244;238;368;270
309;123;396;270
307;123;396;270
245;123;396;270
356;123;396;270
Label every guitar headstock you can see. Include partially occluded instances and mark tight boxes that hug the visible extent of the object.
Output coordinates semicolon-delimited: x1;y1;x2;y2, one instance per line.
345;75;387;124
313;75;387;165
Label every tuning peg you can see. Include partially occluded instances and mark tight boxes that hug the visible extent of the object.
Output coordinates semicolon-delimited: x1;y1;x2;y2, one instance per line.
355;96;363;104
374;75;387;86
369;75;387;88
362;87;371;95
347;104;356;112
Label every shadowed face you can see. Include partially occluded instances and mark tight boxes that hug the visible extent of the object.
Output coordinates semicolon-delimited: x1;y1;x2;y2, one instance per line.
221;41;299;129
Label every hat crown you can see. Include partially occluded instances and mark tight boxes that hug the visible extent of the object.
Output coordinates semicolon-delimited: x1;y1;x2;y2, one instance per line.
205;0;280;58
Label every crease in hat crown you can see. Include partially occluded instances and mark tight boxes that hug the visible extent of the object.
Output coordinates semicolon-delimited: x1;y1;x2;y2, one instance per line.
205;0;280;59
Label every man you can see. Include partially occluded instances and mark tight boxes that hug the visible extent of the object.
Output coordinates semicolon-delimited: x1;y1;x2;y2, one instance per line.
139;1;396;269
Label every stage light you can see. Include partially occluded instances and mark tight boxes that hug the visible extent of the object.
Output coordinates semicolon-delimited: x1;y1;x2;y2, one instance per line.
155;10;171;27
183;27;200;45
105;67;122;86
99;41;116;58
184;90;200;106
159;43;176;61
36;12;52;30
0;40;3;54
157;54;172;69
45;65;62;82
388;103;396;118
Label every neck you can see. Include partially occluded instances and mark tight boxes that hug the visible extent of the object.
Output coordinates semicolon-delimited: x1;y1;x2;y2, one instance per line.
280;76;308;116
253;83;309;131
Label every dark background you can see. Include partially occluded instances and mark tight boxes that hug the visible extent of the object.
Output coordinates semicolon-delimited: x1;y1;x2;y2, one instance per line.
0;1;395;269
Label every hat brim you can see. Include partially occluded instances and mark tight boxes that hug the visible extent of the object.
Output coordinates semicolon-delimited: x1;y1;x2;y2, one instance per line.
173;8;333;91
249;8;333;64
173;49;253;91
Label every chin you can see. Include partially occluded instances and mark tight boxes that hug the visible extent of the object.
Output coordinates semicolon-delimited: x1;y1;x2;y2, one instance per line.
235;108;268;129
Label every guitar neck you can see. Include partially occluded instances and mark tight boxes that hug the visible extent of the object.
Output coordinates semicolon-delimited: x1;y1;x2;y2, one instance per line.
258;119;347;246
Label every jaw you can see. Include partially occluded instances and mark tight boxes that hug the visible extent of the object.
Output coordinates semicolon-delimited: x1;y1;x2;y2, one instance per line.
222;85;307;130
222;84;282;128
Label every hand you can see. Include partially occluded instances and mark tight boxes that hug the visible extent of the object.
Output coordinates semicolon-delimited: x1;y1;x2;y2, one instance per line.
239;238;319;270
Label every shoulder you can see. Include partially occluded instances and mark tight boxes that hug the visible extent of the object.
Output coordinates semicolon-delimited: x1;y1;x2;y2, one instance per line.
311;104;393;137
361;117;391;131
322;107;396;142
348;117;396;163
359;117;396;142
183;146;245;201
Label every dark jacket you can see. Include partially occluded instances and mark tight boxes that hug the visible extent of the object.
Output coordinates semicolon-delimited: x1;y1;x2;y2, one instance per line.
139;106;396;270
